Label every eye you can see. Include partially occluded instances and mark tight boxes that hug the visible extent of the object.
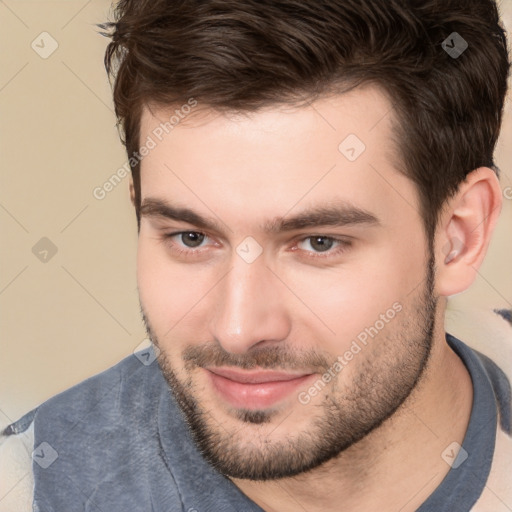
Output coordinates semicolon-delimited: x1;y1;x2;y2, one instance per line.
161;231;352;261
299;236;336;252
162;231;212;258
173;231;207;248
296;236;351;258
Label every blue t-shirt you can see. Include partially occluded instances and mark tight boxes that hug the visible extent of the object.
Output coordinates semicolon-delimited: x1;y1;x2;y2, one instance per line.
3;333;511;511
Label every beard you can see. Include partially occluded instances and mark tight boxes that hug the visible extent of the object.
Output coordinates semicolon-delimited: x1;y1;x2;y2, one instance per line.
141;253;437;481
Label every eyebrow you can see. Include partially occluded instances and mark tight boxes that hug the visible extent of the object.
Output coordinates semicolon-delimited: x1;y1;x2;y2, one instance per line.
140;198;380;234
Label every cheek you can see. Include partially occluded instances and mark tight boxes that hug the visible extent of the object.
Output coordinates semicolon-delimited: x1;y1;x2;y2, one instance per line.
136;238;211;334
278;246;421;353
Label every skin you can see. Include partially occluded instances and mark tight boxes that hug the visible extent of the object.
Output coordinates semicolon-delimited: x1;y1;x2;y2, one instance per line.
134;84;502;511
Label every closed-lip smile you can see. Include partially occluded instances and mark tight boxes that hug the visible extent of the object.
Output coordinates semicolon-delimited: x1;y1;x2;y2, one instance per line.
205;366;316;409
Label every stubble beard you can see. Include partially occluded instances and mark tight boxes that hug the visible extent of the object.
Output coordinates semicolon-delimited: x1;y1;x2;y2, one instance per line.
142;254;437;481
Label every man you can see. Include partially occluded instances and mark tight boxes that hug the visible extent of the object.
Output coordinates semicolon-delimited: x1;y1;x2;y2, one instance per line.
1;0;511;510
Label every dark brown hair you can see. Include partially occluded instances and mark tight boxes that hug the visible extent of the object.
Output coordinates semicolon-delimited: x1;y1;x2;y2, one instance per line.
98;0;509;240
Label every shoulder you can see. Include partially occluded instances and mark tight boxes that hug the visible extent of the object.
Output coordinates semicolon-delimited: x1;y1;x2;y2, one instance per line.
445;307;512;511
31;346;159;433
447;306;512;434
0;347;161;512
445;306;512;386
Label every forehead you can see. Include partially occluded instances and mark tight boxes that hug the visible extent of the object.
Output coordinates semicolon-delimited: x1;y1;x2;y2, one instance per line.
137;85;420;234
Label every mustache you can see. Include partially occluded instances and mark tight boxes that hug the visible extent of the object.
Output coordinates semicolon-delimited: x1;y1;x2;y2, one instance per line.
181;342;331;373
141;305;331;373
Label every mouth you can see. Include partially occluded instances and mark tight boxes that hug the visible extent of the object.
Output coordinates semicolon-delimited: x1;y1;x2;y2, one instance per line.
205;367;316;410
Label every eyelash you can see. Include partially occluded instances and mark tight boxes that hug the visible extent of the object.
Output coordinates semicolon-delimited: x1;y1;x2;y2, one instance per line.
161;231;352;260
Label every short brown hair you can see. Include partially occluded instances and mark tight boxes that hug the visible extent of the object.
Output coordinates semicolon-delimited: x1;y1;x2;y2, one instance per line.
99;0;509;240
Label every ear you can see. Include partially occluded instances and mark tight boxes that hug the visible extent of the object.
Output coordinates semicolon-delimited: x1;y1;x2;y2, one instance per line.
435;167;502;297
129;176;136;208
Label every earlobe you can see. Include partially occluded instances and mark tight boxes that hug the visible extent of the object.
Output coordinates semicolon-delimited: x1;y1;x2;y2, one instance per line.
435;167;502;297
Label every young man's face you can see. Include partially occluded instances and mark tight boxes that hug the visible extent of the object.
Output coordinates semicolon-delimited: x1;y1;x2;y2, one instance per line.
136;85;439;480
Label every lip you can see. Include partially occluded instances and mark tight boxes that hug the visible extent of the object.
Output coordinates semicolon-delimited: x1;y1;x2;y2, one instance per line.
205;367;316;410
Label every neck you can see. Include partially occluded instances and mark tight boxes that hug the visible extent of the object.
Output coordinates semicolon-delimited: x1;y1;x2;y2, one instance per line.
231;327;473;512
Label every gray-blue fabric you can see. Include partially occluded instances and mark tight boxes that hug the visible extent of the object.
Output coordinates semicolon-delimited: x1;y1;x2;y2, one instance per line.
3;333;510;512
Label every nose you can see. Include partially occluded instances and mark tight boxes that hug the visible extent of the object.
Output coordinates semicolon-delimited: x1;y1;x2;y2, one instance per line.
209;252;292;354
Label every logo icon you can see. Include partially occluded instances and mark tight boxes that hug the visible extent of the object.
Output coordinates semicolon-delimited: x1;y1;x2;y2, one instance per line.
338;134;366;162
32;237;58;263
442;32;468;59
441;442;468;469
236;236;263;264
32;442;59;469
31;32;59;59
134;338;161;366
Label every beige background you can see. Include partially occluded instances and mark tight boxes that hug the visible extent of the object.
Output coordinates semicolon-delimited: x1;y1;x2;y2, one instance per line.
1;0;511;429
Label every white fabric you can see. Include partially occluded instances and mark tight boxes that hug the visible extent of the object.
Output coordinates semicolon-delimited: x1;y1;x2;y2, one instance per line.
0;421;34;512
